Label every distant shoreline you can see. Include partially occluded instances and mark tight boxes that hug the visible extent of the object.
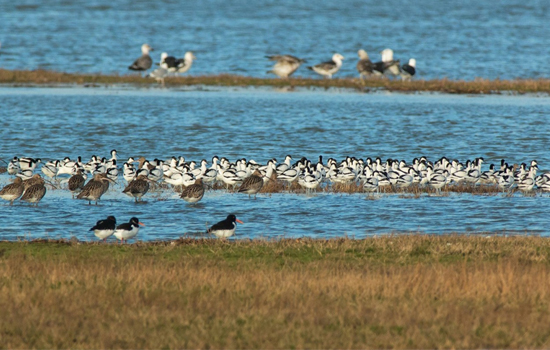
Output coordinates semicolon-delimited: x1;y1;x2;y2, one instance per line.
1;69;550;94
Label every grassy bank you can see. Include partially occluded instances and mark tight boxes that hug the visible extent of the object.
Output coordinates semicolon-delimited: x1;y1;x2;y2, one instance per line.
2;68;550;94
1;236;550;348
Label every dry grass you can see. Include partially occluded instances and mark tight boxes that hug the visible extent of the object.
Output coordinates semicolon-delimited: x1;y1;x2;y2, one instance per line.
2;69;550;94
2;236;550;349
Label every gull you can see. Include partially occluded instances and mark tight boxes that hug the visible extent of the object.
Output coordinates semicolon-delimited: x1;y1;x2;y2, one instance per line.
266;55;305;78
400;59;416;81
356;49;374;79
373;49;400;77
128;44;154;72
308;53;344;79
148;67;169;87
175;52;196;74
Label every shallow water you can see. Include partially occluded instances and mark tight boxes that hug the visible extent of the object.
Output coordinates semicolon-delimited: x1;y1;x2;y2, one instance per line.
1;0;549;80
1;87;550;240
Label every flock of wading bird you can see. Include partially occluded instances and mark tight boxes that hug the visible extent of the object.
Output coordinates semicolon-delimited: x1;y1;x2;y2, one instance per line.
0;151;547;208
127;44;416;86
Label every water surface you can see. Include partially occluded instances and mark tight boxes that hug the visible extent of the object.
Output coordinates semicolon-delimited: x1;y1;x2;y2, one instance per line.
1;0;549;80
1;87;549;240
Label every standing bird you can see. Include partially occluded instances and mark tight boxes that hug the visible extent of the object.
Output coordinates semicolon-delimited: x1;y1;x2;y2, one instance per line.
175;51;196;74
400;58;416;81
20;182;46;206
238;170;264;198
207;214;244;238
23;174;45;190
149;53;170;86
68;169;87;198
356;49;374;79
180;177;205;204
114;217;145;243
148;67;169;87
266;55;305;78
122;175;150;202
8;157;20;175
308;53;345;79
380;49;399;76
159;52;177;71
77;173;113;205
89;216;117;241
0;177;25;205
128;44;154;72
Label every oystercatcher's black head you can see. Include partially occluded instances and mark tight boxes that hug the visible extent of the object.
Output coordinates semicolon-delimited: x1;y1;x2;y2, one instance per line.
106;216;116;223
227;214;244;224
129;217;145;227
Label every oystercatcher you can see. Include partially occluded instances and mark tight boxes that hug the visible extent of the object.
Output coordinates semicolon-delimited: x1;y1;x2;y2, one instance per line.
114;217;145;243
89;216;117;241
207;214;244;238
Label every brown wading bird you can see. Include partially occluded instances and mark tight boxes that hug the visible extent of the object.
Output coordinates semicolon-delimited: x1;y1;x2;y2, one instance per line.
0;177;24;205
238;169;264;199
180;177;204;204
20;182;47;206
122;175;150;202
23;174;45;190
68;169;86;198
77;173;113;205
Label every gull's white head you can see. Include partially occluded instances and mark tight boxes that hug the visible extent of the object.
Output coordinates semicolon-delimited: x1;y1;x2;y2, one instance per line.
160;52;168;61
358;49;369;59
141;44;153;55
408;58;416;67
332;53;345;62
381;48;394;62
184;51;196;61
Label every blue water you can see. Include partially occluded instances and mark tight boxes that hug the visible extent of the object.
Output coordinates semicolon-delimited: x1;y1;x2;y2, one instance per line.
1;87;550;240
1;0;550;80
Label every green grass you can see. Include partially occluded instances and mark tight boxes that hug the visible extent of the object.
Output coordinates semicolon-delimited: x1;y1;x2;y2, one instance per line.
2;236;550;348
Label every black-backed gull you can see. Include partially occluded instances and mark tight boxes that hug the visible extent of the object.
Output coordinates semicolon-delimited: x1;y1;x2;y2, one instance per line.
307;53;344;79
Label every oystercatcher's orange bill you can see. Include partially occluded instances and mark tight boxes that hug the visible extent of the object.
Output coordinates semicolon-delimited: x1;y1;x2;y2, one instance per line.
139;222;146;226
236;219;244;224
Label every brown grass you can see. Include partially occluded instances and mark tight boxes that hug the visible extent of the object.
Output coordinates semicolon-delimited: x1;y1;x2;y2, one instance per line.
2;236;550;349
2;69;550;94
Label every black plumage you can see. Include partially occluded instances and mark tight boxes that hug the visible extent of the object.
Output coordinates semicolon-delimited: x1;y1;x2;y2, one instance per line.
89;216;117;232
